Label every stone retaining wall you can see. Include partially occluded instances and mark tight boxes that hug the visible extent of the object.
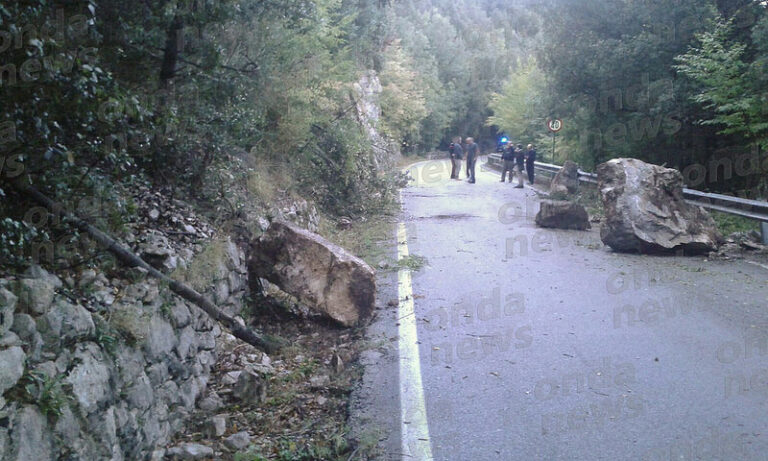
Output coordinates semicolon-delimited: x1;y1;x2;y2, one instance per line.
0;237;248;460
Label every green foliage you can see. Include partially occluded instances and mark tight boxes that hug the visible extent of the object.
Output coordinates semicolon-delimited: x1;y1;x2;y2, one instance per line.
295;118;400;216
273;436;349;461
280;359;318;384
525;0;768;195
396;254;428;272
0;218;47;270
95;328;119;355
486;60;546;141
379;41;429;144
675;18;768;149
711;210;759;235
9;370;72;419
385;0;539;151
0;0;400;234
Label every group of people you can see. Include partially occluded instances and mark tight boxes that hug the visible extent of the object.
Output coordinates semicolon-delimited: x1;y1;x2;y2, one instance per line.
448;137;480;183
500;142;537;188
447;137;537;187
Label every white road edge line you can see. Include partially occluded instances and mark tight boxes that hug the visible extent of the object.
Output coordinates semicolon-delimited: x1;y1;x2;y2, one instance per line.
397;221;434;461
746;260;768;271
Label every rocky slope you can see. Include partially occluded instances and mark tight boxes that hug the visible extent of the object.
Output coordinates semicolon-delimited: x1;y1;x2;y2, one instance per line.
0;176;363;460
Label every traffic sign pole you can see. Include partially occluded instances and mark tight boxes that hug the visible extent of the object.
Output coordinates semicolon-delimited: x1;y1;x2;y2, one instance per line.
547;118;563;164
552;131;556;164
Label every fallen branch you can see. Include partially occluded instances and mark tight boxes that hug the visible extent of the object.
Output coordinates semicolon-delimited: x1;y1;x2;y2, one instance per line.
10;179;281;353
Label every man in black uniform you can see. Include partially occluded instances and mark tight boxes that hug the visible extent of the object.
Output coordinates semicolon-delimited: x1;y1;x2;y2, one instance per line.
514;144;525;188
525;144;537;185
449;138;463;179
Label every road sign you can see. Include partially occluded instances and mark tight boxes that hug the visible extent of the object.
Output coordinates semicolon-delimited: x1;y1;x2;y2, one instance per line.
547;118;563;133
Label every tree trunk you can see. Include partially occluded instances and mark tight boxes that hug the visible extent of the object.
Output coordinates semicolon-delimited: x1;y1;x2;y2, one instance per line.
7;179;282;353
160;14;184;88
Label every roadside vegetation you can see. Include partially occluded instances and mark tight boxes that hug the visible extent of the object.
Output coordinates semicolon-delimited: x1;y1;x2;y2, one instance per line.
711;211;761;235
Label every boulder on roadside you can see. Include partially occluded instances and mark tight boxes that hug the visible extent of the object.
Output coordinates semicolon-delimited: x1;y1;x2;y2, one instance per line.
550;160;580;196
248;220;375;327
535;200;591;231
597;158;722;254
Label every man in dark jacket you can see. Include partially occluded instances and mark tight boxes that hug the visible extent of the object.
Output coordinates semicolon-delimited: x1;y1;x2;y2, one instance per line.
500;142;515;182
465;137;479;184
514;144;525;188
449;138;463;179
525;144;537;185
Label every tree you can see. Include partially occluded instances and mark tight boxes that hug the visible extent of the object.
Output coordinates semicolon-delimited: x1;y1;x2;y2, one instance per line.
533;0;720;168
676;19;768;149
486;60;546;142
379;41;429;150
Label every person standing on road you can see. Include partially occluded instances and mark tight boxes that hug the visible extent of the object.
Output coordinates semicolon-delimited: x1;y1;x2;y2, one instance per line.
465;137;479;184
525;143;537;185
449;138;463;179
500;141;515;183
513;143;525;188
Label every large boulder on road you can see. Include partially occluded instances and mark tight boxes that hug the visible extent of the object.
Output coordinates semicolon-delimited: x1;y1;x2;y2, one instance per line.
550;160;580;196
597;158;722;254
535;200;591;230
248;220;375;327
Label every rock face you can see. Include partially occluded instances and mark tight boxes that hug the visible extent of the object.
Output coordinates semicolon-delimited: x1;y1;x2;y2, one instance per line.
6;406;54;461
249;220;376;327
597;158;722;254
0;287;17;335
535;201;591;230
354;70;401;170
550;160;580;196
0;346;25;395
15;278;56;315
38;299;95;344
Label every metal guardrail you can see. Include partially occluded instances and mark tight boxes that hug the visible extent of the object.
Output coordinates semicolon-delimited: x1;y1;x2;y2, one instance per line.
486;153;768;243
488;154;597;184
682;189;768;223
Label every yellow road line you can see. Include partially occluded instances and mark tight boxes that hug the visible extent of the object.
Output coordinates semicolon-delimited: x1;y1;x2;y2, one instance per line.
397;222;434;460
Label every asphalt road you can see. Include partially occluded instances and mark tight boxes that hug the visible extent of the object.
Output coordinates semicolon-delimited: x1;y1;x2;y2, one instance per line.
356;157;768;461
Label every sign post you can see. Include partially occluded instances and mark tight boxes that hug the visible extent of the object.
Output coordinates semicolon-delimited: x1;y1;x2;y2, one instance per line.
547;118;562;164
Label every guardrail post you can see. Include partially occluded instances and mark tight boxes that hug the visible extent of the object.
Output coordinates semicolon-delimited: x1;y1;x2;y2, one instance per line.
762;222;768;245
